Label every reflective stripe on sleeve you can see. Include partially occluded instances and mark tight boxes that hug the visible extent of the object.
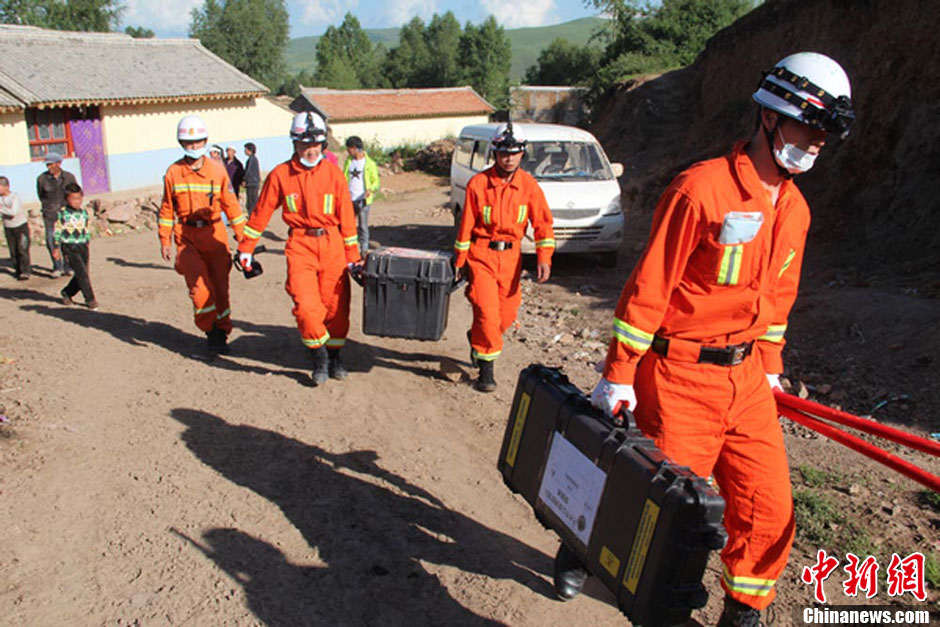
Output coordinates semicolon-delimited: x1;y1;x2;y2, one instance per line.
717;244;743;285
612;318;654;352
194;304;217;315
454;240;470;251
758;324;787;343
230;214;246;225
302;332;330;348
344;235;358;247
779;249;796;278
216;308;231;320
722;567;775;597
244;226;262;239
325;338;346;348
158;218;174;228
535;238;555;248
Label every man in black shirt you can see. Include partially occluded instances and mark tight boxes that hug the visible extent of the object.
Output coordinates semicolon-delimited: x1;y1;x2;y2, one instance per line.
36;152;77;277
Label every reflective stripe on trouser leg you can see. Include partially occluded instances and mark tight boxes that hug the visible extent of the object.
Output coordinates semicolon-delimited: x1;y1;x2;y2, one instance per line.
205;243;234;333
286;229;351;349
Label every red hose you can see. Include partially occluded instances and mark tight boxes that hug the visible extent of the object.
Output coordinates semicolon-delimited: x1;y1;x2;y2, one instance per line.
778;405;940;493
775;390;940;457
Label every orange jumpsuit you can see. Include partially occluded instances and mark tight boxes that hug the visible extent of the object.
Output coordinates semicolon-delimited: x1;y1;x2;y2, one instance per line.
454;167;554;361
238;156;360;349
159;158;246;334
603;141;808;609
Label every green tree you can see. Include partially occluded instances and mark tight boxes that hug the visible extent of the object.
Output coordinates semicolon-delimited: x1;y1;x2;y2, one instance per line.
314;13;383;88
425;11;462;87
382;16;430;87
124;25;154;38
524;38;601;86
190;0;290;90
0;0;123;31
459;16;511;108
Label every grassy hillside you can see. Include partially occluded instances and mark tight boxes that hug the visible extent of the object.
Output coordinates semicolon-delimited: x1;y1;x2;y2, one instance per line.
286;16;607;81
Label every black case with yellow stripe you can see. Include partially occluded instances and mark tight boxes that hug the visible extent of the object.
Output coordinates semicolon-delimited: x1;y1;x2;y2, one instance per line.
498;364;727;627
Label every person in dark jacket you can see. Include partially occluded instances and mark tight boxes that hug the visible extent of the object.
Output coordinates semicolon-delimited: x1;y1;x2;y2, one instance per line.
225;146;245;199
243;143;261;216
36;152;77;276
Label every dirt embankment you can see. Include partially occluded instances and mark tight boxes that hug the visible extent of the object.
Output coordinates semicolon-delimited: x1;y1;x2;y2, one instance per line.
591;0;940;281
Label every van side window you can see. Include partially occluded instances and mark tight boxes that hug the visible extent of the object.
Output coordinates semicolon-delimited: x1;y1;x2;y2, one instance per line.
454;139;473;168
470;140;492;171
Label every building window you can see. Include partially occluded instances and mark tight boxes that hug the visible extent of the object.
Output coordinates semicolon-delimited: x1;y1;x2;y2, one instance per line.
26;108;73;160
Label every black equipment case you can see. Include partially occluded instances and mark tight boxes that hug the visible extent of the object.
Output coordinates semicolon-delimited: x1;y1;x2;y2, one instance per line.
498;364;727;627
357;247;465;341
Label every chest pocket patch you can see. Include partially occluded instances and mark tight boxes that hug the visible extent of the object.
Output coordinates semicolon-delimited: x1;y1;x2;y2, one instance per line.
718;211;764;244
284;193;299;213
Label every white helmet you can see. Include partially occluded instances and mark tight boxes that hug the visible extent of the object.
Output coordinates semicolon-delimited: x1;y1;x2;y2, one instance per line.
177;115;208;141
753;52;855;138
491;122;527;153
290;111;327;143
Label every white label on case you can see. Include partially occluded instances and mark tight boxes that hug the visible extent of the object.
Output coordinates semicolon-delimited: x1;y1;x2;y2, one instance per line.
538;432;608;545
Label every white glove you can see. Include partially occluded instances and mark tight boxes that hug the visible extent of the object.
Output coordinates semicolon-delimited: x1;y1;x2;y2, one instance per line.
238;252;253;270
766;373;782;391
590;377;637;417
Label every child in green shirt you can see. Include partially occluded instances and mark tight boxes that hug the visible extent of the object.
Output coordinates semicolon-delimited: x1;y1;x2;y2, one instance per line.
56;182;97;310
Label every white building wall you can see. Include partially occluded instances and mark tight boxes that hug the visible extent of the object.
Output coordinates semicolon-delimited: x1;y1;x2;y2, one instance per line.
331;115;490;149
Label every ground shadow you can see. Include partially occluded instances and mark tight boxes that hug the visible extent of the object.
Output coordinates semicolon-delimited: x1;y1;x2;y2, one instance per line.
0;285;66;304
105;256;173;271
169;408;556;625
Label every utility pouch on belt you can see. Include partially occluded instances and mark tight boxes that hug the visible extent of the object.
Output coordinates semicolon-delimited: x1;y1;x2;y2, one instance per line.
498;364;727;627
718;211;763;245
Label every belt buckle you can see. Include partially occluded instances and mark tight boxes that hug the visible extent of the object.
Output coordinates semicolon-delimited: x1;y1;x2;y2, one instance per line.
731;344;747;365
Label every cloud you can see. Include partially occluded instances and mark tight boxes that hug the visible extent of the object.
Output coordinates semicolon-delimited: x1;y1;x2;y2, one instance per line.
294;0;355;27
122;0;203;36
383;0;437;26
479;0;557;27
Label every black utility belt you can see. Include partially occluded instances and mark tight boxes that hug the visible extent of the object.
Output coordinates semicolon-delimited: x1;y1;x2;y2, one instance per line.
184;217;220;228
473;239;514;251
290;227;328;237
652;335;754;366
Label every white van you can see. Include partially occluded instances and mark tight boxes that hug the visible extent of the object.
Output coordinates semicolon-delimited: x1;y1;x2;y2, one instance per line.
450;123;624;266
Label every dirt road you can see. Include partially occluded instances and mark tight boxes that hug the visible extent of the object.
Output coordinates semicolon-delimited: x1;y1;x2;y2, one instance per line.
2;178;937;625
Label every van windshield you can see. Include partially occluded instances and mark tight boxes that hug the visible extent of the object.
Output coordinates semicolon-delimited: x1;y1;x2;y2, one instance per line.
521;141;612;181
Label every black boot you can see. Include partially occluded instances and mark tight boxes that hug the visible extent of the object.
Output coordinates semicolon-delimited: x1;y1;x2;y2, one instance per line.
553;543;588;601
475;360;497;392
717;595;764;627
327;349;348;380
309;347;329;386
206;327;229;356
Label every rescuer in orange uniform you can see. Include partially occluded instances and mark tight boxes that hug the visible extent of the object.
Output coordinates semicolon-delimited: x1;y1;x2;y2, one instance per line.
160;115;246;356
552;53;857;626
454;122;555;392
237;112;361;386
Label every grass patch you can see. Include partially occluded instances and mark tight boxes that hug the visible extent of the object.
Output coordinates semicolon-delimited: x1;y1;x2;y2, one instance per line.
917;490;940;512
926;552;940;589
793;489;876;557
798;465;844;488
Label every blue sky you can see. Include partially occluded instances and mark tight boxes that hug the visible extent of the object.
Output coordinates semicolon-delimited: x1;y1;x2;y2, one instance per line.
123;0;602;39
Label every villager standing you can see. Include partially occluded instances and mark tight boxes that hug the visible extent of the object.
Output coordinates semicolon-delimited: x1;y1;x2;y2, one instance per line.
36;152;76;277
453;122;555;392
565;53;857;627
342;136;380;258
237;112;361;386
0;176;30;280
243;143;261;216
225;146;245;200
159;116;246;356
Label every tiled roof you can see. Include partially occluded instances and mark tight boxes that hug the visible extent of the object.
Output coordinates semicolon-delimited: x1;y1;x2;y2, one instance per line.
294;86;494;122
0;25;267;110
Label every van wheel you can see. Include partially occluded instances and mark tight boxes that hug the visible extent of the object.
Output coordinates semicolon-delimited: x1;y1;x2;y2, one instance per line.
598;251;617;268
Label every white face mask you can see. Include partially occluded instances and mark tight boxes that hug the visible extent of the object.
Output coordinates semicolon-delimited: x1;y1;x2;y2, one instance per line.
773;127;817;174
182;146;207;160
299;153;322;169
